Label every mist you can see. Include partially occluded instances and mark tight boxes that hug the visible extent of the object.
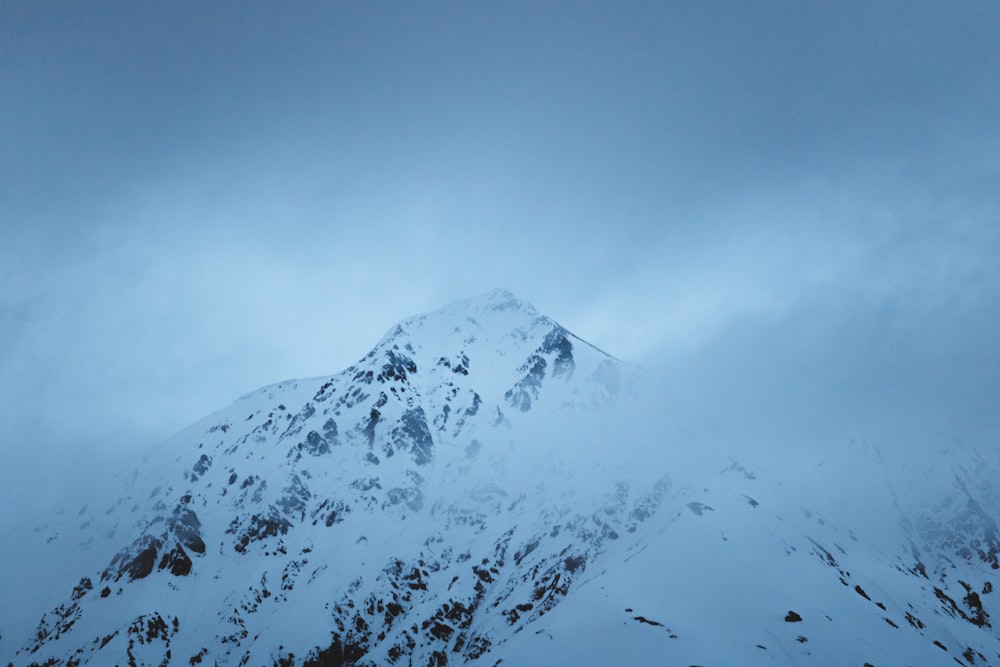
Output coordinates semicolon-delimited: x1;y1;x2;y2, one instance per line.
2;3;999;537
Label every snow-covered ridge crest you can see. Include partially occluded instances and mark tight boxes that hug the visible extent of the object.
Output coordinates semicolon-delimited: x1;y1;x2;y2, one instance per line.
4;290;1000;667
2;289;652;667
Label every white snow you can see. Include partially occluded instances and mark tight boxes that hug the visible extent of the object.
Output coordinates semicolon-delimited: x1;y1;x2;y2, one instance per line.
1;290;997;667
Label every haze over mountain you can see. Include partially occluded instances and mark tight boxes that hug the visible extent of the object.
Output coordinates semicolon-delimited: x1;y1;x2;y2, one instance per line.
1;290;997;667
3;3;998;544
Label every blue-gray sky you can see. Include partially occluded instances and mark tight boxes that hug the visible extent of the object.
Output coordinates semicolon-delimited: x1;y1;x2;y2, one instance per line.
2;2;999;526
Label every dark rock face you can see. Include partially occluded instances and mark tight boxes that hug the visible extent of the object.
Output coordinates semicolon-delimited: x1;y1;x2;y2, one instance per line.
291;417;340;459
123;612;177;667
276;475;312;522
103;535;163;582
158;545;193;576
168;506;205;554
363;407;381;449
393;407;434;465
301;430;331;456
385;485;423;513
505;356;546;412
70;578;92;602
100;504;207;584
227;507;292;554
358;392;437;465
540;327;575;379
933;584;992;628
919;494;1000;570
191;454;212;479
312;497;351;527
377;350;417;384
301;635;366;667
504;326;577;412
686;502;713;516
24;602;82;657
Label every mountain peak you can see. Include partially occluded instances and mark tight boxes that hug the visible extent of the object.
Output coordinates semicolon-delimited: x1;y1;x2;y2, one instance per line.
464;288;535;314
4;293;1000;667
354;289;625;428
371;289;554;365
1;291;645;666
426;287;540;322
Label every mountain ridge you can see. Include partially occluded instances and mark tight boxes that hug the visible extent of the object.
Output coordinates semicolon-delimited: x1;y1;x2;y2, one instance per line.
2;289;654;667
2;290;998;667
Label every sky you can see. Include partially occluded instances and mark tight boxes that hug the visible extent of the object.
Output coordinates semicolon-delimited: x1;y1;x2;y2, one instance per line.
2;1;999;527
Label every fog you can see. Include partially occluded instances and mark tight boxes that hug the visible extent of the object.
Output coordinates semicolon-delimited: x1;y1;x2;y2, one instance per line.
2;2;998;534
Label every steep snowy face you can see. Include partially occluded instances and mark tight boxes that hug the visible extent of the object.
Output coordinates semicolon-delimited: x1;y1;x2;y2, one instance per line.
360;287;625;421
1;289;655;667
494;439;1000;667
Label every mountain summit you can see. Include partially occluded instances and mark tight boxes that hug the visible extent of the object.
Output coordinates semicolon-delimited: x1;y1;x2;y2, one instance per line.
3;291;999;667
2;290;651;667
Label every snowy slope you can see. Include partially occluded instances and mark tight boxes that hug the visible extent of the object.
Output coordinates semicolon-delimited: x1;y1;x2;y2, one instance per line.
1;289;998;667
496;440;1000;666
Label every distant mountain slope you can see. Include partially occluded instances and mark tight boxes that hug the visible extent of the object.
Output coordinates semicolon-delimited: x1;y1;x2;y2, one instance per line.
2;290;997;667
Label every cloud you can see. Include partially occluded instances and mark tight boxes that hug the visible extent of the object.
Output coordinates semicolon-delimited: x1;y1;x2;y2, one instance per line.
1;2;998;534
642;234;1000;454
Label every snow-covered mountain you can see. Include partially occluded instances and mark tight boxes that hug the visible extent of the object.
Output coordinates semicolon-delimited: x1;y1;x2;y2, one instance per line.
1;289;998;666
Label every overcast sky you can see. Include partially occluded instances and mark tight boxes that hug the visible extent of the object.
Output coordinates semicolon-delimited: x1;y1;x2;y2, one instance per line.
2;2;999;526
